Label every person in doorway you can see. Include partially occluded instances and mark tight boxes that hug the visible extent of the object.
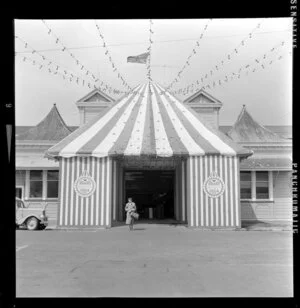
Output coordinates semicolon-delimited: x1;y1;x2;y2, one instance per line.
125;197;137;231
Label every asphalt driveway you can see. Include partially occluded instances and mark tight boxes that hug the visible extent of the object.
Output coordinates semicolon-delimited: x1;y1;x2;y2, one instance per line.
16;224;293;297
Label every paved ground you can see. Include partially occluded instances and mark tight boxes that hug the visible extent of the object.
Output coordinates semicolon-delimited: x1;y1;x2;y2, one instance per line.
16;224;293;297
241;220;292;231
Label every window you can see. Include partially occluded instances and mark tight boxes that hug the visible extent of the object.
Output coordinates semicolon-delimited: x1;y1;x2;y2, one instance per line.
47;171;59;198
16;187;23;199
256;171;269;199
240;171;271;200
240;172;252;199
29;170;43;198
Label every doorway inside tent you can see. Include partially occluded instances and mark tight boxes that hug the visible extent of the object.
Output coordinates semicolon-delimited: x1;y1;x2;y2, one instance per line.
123;170;175;222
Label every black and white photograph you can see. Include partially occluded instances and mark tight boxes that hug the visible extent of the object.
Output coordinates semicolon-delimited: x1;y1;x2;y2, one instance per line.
9;15;296;299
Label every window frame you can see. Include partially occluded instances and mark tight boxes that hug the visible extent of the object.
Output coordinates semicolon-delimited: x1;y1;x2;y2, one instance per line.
29;170;43;199
255;171;270;200
240;170;273;202
46;170;59;199
240;171;252;200
15;186;24;199
25;169;59;201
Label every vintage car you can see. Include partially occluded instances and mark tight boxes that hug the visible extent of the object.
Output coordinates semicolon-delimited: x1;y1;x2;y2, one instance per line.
16;197;48;230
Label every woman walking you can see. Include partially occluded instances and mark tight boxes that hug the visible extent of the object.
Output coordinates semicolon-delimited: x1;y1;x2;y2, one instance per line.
125;197;137;231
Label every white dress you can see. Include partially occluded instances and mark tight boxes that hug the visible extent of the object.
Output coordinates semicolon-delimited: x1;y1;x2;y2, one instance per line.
125;202;136;224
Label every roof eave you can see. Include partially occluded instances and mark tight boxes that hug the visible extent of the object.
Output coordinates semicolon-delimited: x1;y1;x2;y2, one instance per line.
77;88;115;103
184;88;223;105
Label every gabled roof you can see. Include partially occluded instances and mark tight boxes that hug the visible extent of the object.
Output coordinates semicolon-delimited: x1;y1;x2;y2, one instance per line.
77;88;114;103
184;88;222;106
227;105;287;143
16;104;72;141
46;82;251;159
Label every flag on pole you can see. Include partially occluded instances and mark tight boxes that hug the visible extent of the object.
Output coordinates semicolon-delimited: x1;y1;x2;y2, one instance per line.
127;52;150;64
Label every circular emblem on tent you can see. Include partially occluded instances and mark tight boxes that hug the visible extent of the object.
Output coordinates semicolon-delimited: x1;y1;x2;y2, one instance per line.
203;171;225;198
74;170;96;198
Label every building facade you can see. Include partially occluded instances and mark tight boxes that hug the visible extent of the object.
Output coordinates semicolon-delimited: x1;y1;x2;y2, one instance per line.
227;106;292;221
15;84;292;228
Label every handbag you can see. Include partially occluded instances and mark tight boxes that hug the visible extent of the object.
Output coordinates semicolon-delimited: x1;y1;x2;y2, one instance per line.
131;212;139;220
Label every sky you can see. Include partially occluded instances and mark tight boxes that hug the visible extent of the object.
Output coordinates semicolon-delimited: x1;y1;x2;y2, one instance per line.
15;18;293;127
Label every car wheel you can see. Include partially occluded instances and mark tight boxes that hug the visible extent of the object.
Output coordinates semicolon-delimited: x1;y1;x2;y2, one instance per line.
26;217;39;231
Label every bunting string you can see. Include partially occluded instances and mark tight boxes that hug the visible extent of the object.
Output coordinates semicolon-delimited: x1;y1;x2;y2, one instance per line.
166;19;212;91
16;48;141;96
41;20;119;93
14;35;98;84
202;50;291;92
171;38;285;96
171;43;291;96
15;37;132;95
15;53;101;90
14;29;291;55
165;19;264;94
95;20;132;91
16;19;289;99
146;19;153;82
212;19;265;71
17;53;140;95
17;31;126;95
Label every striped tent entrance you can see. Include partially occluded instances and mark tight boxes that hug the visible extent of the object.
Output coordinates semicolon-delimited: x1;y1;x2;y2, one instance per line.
47;82;251;229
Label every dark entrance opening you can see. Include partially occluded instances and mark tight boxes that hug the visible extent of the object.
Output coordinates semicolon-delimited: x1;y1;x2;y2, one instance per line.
125;170;175;220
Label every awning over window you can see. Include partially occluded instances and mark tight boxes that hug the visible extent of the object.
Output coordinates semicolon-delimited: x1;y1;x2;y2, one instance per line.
16;155;59;169
240;156;292;170
46;82;251;159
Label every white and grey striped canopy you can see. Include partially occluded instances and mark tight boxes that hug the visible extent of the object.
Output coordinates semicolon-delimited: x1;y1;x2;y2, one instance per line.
46;83;251;159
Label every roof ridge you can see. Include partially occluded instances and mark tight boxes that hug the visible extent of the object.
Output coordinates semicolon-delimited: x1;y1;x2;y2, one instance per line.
77;87;115;103
51;104;72;133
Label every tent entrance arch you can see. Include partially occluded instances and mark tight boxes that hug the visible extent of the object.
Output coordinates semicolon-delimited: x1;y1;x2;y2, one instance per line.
115;156;185;224
124;169;175;221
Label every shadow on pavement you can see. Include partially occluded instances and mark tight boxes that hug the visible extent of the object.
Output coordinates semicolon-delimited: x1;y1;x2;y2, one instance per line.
43;220;292;231
111;219;186;228
241;220;292;231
